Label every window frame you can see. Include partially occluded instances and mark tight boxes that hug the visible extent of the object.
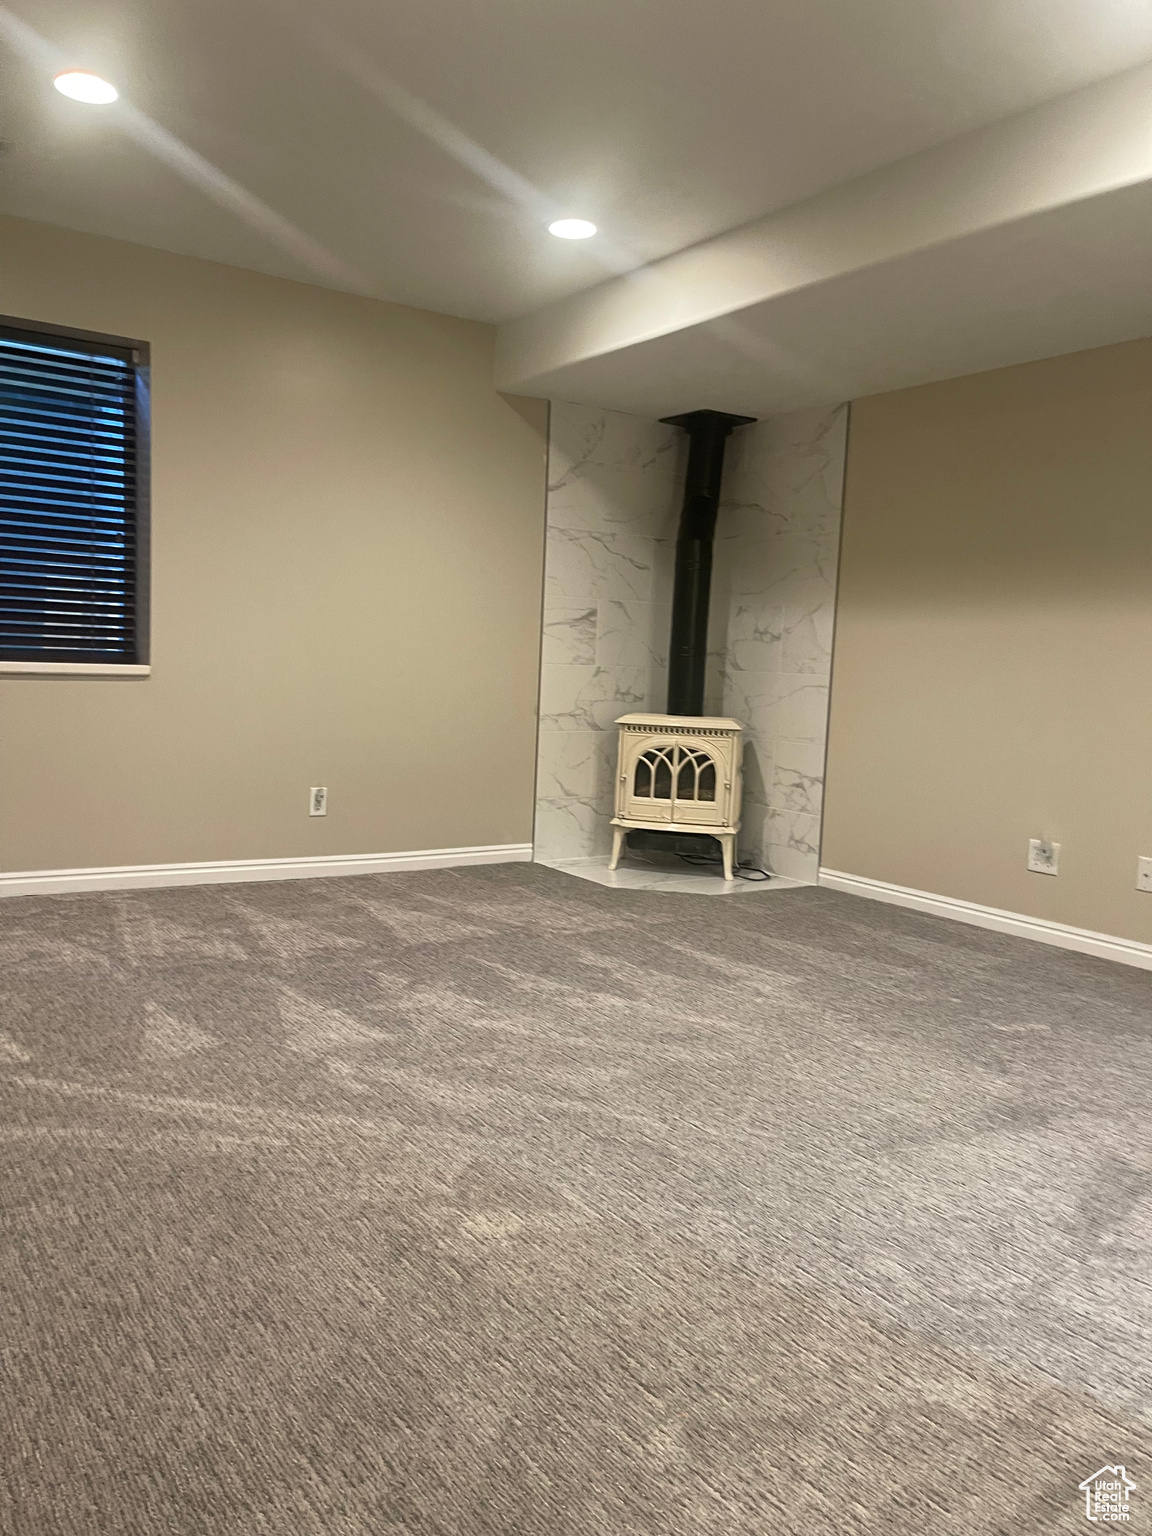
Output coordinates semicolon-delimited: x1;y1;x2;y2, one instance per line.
0;313;151;677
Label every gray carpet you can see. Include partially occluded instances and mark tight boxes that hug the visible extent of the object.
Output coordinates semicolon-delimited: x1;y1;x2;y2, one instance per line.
1;862;1150;1535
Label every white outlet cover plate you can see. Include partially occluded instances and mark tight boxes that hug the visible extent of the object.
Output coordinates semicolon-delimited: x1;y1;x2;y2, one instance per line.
309;787;328;816
1138;856;1152;892
1027;838;1060;875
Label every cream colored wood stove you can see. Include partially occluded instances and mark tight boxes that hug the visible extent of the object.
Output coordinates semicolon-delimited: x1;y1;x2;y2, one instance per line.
610;713;743;880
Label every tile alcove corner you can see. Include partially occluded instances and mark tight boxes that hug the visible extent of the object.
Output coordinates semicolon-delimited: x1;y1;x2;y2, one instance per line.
534;398;848;892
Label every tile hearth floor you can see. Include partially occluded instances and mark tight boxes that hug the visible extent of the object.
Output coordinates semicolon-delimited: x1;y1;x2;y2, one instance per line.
535;852;810;896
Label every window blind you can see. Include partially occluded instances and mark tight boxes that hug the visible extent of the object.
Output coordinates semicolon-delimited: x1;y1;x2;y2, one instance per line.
0;321;148;665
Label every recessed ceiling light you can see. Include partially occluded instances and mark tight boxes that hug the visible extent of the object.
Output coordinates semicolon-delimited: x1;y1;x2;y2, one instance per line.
548;218;597;240
53;70;119;105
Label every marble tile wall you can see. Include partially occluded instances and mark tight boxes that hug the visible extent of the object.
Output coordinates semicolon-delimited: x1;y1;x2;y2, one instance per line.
535;401;683;860
706;405;848;880
534;400;848;880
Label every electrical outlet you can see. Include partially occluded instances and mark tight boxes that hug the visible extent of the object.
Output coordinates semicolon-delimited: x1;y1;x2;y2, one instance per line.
1027;838;1059;876
1138;857;1152;893
309;786;327;817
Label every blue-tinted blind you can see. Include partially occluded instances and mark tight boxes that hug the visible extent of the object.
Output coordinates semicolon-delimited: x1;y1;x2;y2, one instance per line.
0;325;144;664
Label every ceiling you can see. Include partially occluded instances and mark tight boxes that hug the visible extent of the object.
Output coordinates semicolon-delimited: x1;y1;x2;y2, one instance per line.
495;61;1152;416
3;0;1152;324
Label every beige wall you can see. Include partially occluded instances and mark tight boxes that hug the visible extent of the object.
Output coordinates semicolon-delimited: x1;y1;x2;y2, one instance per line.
0;217;548;871
823;336;1152;943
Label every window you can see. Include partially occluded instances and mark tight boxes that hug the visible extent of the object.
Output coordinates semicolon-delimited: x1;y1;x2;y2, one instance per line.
0;316;149;674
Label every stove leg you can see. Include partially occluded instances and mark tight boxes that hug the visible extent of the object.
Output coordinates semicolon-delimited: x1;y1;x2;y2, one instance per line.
718;832;736;881
609;826;626;870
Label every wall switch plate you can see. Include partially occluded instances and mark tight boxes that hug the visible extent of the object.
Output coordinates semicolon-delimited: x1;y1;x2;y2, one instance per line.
309;786;328;817
1138;857;1152;893
1027;838;1059;875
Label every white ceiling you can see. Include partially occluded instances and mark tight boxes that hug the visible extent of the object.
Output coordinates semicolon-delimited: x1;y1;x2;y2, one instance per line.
3;0;1152;323
495;61;1152;416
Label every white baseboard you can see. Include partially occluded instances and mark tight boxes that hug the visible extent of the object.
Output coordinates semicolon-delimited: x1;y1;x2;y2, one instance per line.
0;843;533;898
818;867;1152;971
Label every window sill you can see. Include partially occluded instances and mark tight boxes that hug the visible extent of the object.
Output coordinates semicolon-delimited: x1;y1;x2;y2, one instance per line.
0;662;151;677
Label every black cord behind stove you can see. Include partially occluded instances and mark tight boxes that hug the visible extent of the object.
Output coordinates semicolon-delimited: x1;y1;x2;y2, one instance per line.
675;853;772;882
626;847;772;883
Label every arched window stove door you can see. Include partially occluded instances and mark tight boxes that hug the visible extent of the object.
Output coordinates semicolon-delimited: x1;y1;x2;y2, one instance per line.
626;741;723;825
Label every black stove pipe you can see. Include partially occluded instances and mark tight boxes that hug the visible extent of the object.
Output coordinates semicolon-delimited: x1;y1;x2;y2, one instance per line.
660;409;755;716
